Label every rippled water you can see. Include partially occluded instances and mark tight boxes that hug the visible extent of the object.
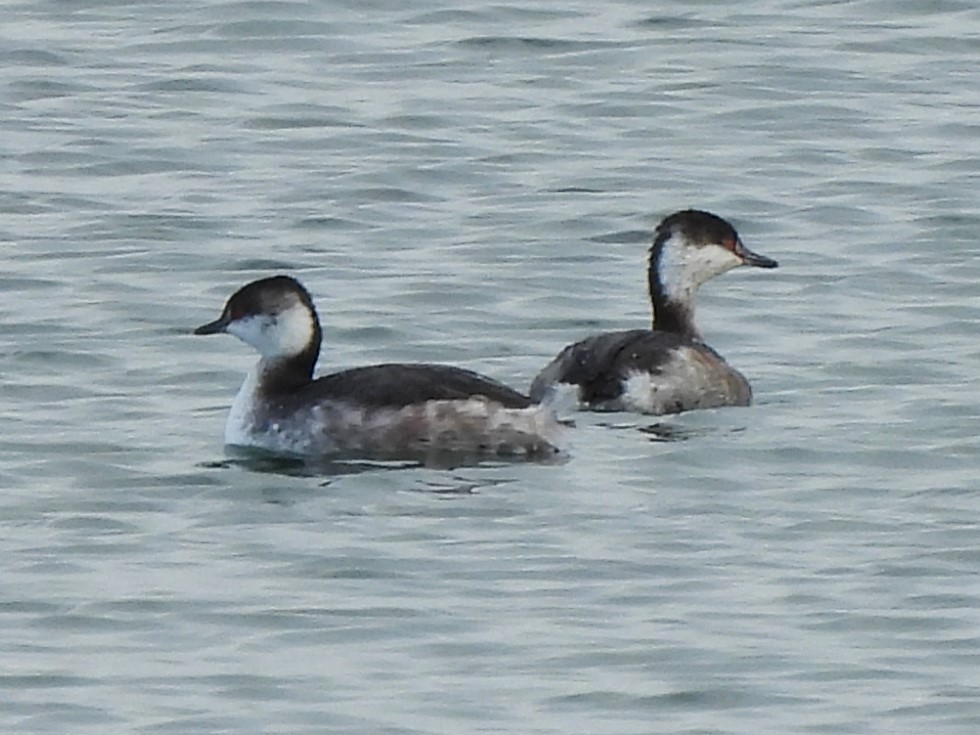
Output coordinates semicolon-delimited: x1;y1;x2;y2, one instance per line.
2;1;979;733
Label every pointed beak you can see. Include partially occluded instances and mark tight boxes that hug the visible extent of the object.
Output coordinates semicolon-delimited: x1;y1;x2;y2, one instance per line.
193;314;230;335
735;240;778;269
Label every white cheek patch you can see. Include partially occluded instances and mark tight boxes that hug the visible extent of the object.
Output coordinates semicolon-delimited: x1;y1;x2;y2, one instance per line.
225;304;313;359
658;241;743;301
226;315;275;356
274;302;315;357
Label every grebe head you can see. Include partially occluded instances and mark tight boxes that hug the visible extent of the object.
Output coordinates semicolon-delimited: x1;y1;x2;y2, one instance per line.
648;210;777;336
194;275;322;362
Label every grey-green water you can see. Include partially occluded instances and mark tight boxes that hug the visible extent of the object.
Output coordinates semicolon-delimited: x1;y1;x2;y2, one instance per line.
2;1;979;733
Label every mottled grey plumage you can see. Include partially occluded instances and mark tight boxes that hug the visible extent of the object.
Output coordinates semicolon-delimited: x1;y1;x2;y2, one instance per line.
195;275;557;457
531;210;776;415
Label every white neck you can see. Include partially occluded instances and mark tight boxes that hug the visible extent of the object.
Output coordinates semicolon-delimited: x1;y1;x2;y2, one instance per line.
225;362;263;445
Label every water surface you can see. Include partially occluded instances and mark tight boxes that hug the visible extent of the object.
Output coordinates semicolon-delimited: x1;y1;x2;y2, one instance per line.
2;1;979;733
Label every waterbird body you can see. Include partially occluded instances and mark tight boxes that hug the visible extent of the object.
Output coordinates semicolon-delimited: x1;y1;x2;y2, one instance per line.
195;276;559;458
530;210;778;415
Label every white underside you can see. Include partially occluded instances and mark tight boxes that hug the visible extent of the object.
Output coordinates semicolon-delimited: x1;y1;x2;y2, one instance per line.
563;346;752;415
620;346;751;413
224;365;560;457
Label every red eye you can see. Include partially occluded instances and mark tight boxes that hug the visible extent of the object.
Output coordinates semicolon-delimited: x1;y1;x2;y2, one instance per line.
722;237;737;252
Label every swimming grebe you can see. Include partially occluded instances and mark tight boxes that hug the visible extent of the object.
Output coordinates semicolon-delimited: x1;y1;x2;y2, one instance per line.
530;209;777;414
195;275;559;457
